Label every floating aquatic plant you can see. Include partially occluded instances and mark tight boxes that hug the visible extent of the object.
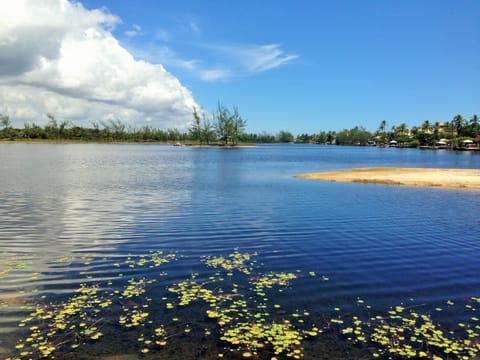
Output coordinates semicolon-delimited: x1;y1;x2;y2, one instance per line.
168;278;217;307
15;283;109;358
7;248;480;360
10;251;177;359
251;272;298;293
167;249;319;359
125;251;176;269
336;297;480;359
202;248;257;275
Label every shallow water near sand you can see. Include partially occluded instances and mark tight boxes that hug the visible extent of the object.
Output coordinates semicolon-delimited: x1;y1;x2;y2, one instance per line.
1;143;479;359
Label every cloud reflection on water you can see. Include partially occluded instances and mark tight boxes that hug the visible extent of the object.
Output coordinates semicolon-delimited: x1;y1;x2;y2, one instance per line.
0;144;194;332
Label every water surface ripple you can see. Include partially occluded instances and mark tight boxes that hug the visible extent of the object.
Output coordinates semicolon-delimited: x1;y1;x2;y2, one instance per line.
1;143;479;358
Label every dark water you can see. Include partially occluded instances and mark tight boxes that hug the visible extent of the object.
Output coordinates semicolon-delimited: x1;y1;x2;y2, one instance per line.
0;143;479;359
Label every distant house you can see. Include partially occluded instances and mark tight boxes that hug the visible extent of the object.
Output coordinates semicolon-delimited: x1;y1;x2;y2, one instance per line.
438;123;449;133
420;123;455;135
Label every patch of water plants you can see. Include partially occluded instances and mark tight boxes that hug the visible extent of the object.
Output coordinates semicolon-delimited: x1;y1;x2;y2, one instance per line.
168;250;321;359
2;249;480;359
332;297;480;359
3;251;175;359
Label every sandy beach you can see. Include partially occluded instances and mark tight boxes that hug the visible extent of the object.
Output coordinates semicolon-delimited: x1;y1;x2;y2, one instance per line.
295;167;480;191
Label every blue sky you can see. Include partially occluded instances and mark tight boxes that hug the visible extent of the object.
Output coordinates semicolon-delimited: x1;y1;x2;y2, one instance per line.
1;1;479;134
80;0;479;133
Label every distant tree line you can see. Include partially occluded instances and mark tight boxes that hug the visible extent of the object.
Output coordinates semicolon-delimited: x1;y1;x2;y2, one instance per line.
0;114;189;143
293;114;479;148
1;109;478;148
367;115;480;148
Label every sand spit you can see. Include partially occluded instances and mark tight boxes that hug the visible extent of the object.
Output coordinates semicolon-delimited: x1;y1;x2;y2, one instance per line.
295;167;480;191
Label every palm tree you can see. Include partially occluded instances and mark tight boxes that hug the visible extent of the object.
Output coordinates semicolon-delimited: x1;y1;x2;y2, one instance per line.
398;123;408;136
422;120;432;133
470;114;479;138
394;123;409;144
378;120;387;134
377;120;388;144
452;114;465;136
433;122;440;139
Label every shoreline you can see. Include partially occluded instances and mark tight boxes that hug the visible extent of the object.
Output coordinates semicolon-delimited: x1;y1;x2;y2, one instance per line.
295;167;480;191
0;139;257;147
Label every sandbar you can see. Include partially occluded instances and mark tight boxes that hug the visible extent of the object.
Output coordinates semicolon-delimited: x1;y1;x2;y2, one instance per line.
295;167;480;191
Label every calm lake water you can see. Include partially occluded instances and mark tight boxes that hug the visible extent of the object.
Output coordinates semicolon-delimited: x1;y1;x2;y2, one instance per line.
1;143;479;359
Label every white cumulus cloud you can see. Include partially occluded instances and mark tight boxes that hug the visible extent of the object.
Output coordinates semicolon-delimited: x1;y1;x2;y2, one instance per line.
0;0;199;129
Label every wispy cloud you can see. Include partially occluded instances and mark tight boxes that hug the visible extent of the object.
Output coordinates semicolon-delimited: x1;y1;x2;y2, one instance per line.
124;24;143;39
217;43;299;74
135;40;298;82
154;28;171;42
189;42;299;81
129;45;200;72
120;12;297;83
199;69;232;82
189;21;200;35
172;15;202;37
